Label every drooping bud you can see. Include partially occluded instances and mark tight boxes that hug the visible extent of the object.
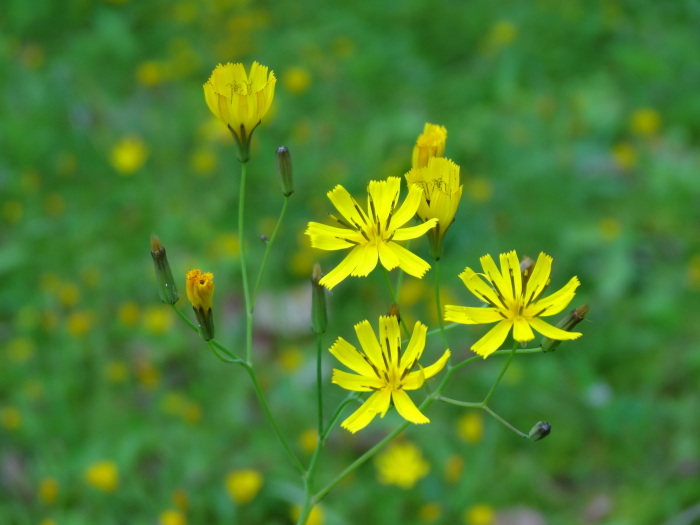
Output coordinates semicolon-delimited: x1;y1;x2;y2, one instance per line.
528;421;551;441
541;305;590;352
150;235;179;304
311;263;327;334
275;146;294;197
186;269;215;341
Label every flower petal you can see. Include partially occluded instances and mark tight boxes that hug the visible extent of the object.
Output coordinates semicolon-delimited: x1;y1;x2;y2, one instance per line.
319;246;364;289
389;183;422;229
419;349;450;380
528;276;580;317
327;185;368;228
471;319;513;357
444;305;502;324
305;222;357;250
523;252;552;304
512;317;535;342
399;322;427;376
457;268;503;309
529;317;582;341
341;393;382;433
367;177;401;226
387;242;431;278
501;251;523;304
349;243;379;277
329;337;377;377
377;241;401;270
392;219;438;241
354;320;385;372
331;369;383;391
379;315;402;369
392;390;429;425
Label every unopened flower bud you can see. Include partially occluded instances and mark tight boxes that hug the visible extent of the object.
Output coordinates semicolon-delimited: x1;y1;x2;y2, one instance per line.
275;146;294;197
311;263;327;334
541;305;590;352
186;269;215;341
528;421;551;441
387;303;401;321
150;235;179;304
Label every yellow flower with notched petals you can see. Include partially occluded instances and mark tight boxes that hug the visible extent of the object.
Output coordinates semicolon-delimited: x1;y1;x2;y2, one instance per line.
203;61;276;162
405;157;463;259
306;177;437;290
445;251;581;358
412;123;447;169
186;269;215;341
330;315;450;433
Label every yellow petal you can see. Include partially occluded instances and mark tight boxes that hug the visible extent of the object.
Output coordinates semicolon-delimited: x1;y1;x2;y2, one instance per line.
512;317;535;342
377;241;401;270
419;349;450;380
523;252;553;304
367;177;401;225
319;246;364;289
354;320;385;372
349;243;379;277
329;337;376;377
379;315;402;368
331;369;382;391
392;390;429;425
528;276;580;317
305;222;356;250
529;317;582;341
479;254;511;305
444;305;502;324
502;251;523;302
392;219;437;241
458;268;503;309
390;183;422;229
388;242;431;278
327;185;368;228
471;319;513;357
341;393;382;433
399;322;427;376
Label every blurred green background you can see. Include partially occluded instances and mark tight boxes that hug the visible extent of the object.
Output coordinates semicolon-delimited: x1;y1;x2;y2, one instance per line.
2;0;699;523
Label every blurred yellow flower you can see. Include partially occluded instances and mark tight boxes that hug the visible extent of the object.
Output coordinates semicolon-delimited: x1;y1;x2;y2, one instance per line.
225;469;263;505
279;347;303;372
84;461;119;492
172;488;188;510
298;428;318;454
210;233;240;258
105;360;129;383
2;200;23;223
398;279;427;307
283;66;311;94
38;477;59;504
7;337;35;363
1;407;22;430
137;60;167;86
181;401;202;424
457;411;484;444
58;282;80;308
444;454;463;484
465;177;493;204
419;502;442;523
24;379;44;401
291;504;324;525
135;360;160;390
375;441;430;489
412;123;447;169
118;301;140;326
38;520;57;525
599;217;621;242
66;311;93;337
44;193;65;217
159;509;186;525
464;504;495;525
485;20;517;51
143;305;175;334
629;107;661;137
110;136;148;175
81;267;100;289
189;147;217;176
203;61;276;162
611;141;637;172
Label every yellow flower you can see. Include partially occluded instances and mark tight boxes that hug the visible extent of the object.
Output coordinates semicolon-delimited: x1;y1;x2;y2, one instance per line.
110;136;148;175
405;157;463;259
611;141;637;171
419;503;442;523
329;315;450;433
225;469;263;505
38;477;59;504
84;460;118;492
629;107;661;137
203;61;276;162
185;269;215;341
444;454;463;484
291;505;324;525
445;251;581;358
374;441;430;489
159;509;186;525
298;428;318;455
412;123;447;169
306;177;437;290
464;504;495;525
283;66;311;94
66;310;93;337
1;407;21;430
457;411;484;443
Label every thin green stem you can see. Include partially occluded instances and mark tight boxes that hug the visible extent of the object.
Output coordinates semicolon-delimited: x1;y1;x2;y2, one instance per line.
208;340;243;364
243;363;305;475
316;333;324;436
481;342;518;405
482;406;529;438
322;394;357;440
170;303;197;331
251;196;290;309
434;259;449;352
381;267;410;335
238;162;254;364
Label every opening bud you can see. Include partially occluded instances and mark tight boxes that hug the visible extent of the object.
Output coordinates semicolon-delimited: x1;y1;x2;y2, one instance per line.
150;235;179;304
186;269;215;341
528;421;551;441
541;304;590;352
275;146;294;197
387;303;401;321
311;263;327;334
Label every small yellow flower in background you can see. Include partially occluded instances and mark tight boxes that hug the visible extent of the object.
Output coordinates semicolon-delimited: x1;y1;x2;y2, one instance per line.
306;177;437;290
419;502;442;523
611;141;637;171
44;193;65;217
629;107;661;137
136;60;168;86
142;305;175;334
412;123;447;169
457;411;484;444
298;428;318;454
599;217;621;242
203;61;276;162
38;477;59;504
375;441;430;489
110;135;148;175
405;156;463;260
2;200;23;223
58;282;80;308
1;407;22;430
398;279;428;307
189;146;217;176
209;233;240;259
118;301;140;326
66;310;93;337
444;454;464;484
105;360;128;383
483;20;517;53
7;337;35;363
135;360;160;390
465;177;493;204
159;509;186;525
181;400;202;424
186;269;215;341
225;469;263;505
38;519;57;525
24;379;44;401
84;460;118;492
279;346;303;372
283;66;311;94
688;254;700;291
172;488;188;510
445;251;581;358
291;504;324;525
329;315;450;433
464;504;495;525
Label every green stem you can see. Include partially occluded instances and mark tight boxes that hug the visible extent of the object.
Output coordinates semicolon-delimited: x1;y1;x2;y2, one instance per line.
171;304;243;361
434;259;449;353
251;196;290;309
243;363;305;475
316;333;324;436
482;406;529;438
238;162;254;364
208;340;243;364
482;342;518;405
381;267;410;336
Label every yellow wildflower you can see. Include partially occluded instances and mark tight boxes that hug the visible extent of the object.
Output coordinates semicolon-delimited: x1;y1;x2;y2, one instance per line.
38;477;59;504
375;441;430;489
419;502;442;523
185;269;215;341
464;504;495;525
110;136;148;175
84;461;118;492
283;66;311;94
629;107;661;137
457;411;484;443
1;407;21;430
159;509;186;525
412;123;447;169
291;505;324;525
225;469;263;505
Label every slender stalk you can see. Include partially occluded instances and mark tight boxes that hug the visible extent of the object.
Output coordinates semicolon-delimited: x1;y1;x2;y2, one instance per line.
170;304;243;361
482;406;529;438
481;342;518;405
251;196;290;309
238;162;254;364
316;333;324;436
380;267;410;335
208;340;243;364
434;258;449;353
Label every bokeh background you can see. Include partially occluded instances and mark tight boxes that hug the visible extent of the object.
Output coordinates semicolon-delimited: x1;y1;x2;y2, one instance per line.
2;0;699;524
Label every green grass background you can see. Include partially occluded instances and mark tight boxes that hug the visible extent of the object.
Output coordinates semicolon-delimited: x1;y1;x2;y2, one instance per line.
2;0;700;523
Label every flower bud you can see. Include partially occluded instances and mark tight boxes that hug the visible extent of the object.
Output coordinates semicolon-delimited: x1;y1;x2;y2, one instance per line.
150;235;179;304
186;269;215;341
528;421;551;441
541;305;590;352
387;303;401;320
275;146;294;197
311;263;327;334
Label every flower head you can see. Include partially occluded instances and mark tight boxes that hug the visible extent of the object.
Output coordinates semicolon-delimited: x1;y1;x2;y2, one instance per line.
375;441;430;489
330;315;450;433
203;61;276;162
306;177;437;290
185;269;215;340
225;469;263;505
405;157;463;259
84;460;118;492
445;251;581;358
412;123;447;169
